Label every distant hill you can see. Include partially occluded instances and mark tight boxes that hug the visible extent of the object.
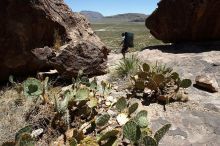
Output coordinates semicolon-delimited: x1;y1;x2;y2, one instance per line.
80;11;148;23
80;11;104;22
104;13;148;22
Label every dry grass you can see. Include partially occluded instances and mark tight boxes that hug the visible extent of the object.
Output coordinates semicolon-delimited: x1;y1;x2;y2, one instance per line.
0;88;31;144
0;85;62;145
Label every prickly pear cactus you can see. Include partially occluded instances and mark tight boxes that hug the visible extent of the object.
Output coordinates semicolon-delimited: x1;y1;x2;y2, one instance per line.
69;138;77;146
98;129;120;142
18;133;35;146
154;124;171;143
171;72;179;80
90;78;98;90
115;97;127;112
143;63;150;72
134;110;148;128
15;125;33;142
153;74;165;85
75;87;90;101
95;113;110;127
79;136;99;146
180;79;192;88
23;78;43;97
128;103;139;116
143;136;157;146
123;120;141;143
87;97;98;108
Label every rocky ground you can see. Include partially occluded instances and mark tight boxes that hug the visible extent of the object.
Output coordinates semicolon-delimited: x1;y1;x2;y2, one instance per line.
0;45;220;145
105;46;220;146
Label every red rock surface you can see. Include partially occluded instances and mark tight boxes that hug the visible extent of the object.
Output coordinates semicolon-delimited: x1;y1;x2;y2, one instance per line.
146;0;220;43
0;0;108;81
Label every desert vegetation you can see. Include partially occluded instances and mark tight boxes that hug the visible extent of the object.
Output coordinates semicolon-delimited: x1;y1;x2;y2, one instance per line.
1;0;220;146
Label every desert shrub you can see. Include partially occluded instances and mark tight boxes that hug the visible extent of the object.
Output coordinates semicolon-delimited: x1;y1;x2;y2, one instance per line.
115;55;140;77
130;63;192;103
3;71;171;146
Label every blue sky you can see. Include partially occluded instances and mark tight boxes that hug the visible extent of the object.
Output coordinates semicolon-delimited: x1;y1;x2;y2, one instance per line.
64;0;160;16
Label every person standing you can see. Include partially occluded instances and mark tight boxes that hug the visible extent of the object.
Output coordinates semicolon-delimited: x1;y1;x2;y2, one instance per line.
120;32;134;58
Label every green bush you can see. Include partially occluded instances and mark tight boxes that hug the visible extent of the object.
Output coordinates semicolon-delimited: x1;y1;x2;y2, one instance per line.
131;63;192;103
115;55;140;77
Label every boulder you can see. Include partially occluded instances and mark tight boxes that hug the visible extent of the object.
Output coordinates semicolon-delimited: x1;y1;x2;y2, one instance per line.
195;75;219;92
0;0;108;82
146;0;220;43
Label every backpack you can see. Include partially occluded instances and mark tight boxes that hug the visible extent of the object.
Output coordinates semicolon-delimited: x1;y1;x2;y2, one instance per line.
124;32;134;48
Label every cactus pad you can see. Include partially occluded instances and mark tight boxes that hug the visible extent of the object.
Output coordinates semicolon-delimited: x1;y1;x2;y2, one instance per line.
15;125;33;142
143;136;157;146
123;120;141;142
87;97;98;108
75;87;90;101
98;129;120;142
134;110;148;128
115;97;127;112
23;78;43;97
180;79;192;88
171;72;179;80
95;113;110;127
18;133;35;146
69;138;77;146
143;63;150;72
154;124;171;142
128;103;139;116
153;74;165;85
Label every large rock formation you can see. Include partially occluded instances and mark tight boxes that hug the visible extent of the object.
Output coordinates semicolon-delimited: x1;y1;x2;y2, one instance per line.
146;0;220;43
0;0;108;82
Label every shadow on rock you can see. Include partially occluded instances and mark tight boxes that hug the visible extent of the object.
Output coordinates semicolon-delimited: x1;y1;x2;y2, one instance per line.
141;42;220;54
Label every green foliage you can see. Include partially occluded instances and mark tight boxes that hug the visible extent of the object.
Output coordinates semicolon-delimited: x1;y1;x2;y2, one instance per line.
115;55;140;77
143;136;157;146
123;120;141;143
154;124;171;143
15;125;33;142
3;125;35;146
23;78;43;97
95;113;110;127
180;79;192;88
69;138;77;146
115;97;127;112
134;110;148;128
18;133;35;146
4;70;172;146
131;62;192;102
128;103;139;116
75;87;90;101
98;129;120;142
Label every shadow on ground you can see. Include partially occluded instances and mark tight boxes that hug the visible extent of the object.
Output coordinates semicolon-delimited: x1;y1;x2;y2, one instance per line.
141;42;220;54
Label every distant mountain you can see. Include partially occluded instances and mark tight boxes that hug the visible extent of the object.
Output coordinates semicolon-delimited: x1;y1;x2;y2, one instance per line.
104;13;148;22
80;11;104;22
80;11;148;23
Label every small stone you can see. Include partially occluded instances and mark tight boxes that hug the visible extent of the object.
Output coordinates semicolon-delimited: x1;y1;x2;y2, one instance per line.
105;101;111;106
113;86;119;90
116;113;129;126
106;96;114;102
195;75;219;92
31;128;44;138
